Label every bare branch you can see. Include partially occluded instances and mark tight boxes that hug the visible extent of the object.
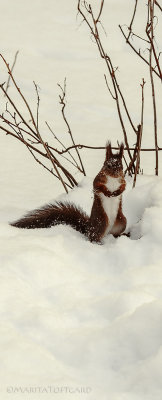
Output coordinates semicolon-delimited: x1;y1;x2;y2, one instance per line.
133;79;145;187
4;50;19;95
0;54;38;133
58;78;86;176
96;0;104;23
147;0;159;175
127;0;138;41
45;121;83;171
146;18;162;80
33;81;40;131
104;74;116;99
0;82;37;137
155;0;162;11
50;142;162;154
119;24;161;79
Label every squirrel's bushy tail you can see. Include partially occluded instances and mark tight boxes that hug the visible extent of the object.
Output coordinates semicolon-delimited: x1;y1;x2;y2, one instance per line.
11;202;89;236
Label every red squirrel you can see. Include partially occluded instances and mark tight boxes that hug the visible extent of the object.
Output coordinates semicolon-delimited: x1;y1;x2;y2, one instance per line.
11;142;127;243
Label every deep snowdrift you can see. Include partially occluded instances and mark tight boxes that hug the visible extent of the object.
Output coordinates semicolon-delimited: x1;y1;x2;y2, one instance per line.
1;175;162;399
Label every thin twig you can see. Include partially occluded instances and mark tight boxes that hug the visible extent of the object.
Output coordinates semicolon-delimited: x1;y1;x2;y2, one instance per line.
119;25;161;79
155;0;162;11
130;32;149;44
46;121;82;171
147;0;159;175
4;50;19;95
0;82;37;136
127;0;138;41
27;146;72;189
50;142;162;154
104;74;116;99
146;20;162;80
58;78;86;176
96;0;104;23
133;79;145;187
0;115;36;140
33;81;40;131
0;120;77;189
0;54;39;133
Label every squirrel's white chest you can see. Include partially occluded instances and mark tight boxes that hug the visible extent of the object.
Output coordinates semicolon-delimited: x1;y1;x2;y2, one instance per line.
106;175;121;192
99;176;121;233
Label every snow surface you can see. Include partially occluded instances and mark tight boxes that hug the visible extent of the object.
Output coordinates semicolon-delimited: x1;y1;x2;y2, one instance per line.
1;175;162;400
1;1;162;399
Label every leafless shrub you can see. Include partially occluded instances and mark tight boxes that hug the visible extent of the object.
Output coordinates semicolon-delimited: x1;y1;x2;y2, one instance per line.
0;0;162;192
0;55;85;193
119;0;162;176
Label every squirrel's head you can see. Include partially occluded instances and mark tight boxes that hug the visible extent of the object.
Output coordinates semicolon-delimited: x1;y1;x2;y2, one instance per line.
104;141;124;176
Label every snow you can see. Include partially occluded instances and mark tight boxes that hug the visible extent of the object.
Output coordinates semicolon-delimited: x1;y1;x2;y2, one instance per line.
0;0;162;399
1;175;162;399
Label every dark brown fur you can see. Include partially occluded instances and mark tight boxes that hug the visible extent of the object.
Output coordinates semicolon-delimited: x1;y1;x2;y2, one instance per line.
11;142;127;243
11;202;89;235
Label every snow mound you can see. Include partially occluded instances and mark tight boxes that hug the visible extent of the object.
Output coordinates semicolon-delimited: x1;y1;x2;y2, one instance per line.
0;175;162;400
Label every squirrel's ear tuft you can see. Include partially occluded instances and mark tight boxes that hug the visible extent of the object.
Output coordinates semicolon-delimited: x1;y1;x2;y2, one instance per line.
106;140;112;159
118;142;124;157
